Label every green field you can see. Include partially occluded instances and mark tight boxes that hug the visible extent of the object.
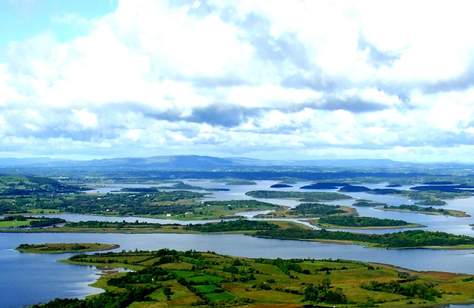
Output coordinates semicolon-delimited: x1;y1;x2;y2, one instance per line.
37;249;474;307
0;219;31;228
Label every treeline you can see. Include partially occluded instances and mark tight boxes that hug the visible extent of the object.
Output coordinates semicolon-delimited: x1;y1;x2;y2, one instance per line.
318;215;410;227
255;229;474;248
384;204;454;215
362;280;441;300
245;190;351;202
64;220;168;229
186;219;278;232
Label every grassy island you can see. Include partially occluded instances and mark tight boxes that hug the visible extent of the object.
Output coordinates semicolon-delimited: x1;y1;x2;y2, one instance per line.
255;229;474;249
380;204;469;217
314;216;423;229
37;249;474;307
17;243;119;254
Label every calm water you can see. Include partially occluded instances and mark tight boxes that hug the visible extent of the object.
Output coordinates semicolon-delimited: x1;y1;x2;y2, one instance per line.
2;232;474;307
2;180;474;307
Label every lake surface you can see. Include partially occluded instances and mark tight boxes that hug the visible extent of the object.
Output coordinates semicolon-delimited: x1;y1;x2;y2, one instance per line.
2;232;474;307
3;179;474;307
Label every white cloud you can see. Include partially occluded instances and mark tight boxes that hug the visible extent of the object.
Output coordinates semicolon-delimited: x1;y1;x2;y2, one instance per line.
72;109;98;129
1;0;474;161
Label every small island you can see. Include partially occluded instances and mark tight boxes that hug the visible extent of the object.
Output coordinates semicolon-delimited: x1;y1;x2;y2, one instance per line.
352;199;386;207
255;229;474;249
314;215;423;229
269;183;292;188
16;243;119;254
246;190;351;202
379;204;469;217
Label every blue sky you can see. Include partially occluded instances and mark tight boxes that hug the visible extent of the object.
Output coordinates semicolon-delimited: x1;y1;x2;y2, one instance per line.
0;1;117;59
1;0;474;161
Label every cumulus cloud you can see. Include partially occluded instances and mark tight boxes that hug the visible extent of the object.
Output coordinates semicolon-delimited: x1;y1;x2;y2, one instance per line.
1;0;474;161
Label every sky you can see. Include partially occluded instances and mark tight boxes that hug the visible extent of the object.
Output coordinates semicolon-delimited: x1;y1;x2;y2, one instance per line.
1;0;474;161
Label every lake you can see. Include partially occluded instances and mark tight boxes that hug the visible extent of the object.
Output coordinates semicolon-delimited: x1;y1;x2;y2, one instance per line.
2;180;474;307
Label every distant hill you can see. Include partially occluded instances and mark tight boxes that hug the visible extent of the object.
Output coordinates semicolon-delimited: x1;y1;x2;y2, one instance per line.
0;155;468;172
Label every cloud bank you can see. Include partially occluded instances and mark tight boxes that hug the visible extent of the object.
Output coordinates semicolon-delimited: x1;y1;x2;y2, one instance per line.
2;0;474;161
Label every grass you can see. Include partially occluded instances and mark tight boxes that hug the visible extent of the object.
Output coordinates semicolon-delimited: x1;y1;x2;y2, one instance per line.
39;248;474;307
0;220;32;228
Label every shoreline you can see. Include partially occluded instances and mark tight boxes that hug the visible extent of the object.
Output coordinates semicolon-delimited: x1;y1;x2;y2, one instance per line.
254;235;474;250
375;206;470;218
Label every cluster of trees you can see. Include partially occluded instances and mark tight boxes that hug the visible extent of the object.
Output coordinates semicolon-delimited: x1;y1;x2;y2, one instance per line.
36;286;156;308
64;220;167;229
255;229;474;248
303;278;347;304
361;280;441;300
385;204;453;215
290;203;345;217
186;219;278;232
318;215;410;227
353;199;386;207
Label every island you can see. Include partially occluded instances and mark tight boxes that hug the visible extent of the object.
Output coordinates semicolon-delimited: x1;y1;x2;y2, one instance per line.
255;229;474;249
2;219;303;234
255;203;356;218
314;215;423;229
352;199;386;207
16;243;119;254
245;190;351;202
379;204;469;217
38;249;474;307
269;183;292;188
